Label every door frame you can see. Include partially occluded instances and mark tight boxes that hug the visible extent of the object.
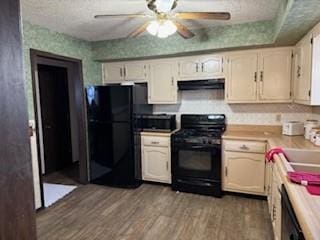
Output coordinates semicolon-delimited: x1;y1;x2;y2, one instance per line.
30;49;89;208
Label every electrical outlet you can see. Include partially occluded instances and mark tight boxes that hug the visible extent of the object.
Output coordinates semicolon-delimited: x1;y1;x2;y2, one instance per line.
276;114;282;122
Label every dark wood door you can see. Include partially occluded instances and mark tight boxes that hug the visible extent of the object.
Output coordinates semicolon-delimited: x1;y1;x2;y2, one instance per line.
38;64;73;174
0;0;37;239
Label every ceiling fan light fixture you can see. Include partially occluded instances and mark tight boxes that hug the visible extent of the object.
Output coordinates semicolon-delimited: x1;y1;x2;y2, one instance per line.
147;20;159;36
147;19;177;38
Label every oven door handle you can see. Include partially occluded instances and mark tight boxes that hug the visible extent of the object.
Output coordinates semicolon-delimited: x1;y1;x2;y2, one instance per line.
191;146;205;149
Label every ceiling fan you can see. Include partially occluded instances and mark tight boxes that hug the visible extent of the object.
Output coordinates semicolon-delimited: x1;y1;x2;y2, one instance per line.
94;0;231;39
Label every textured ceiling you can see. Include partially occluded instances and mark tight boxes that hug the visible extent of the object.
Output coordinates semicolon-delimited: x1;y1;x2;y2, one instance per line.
21;0;281;41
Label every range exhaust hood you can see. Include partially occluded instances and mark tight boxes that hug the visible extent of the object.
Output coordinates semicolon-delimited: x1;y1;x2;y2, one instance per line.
178;79;225;91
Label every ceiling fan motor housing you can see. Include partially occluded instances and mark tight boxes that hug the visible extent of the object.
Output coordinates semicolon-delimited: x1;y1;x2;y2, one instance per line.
147;0;178;13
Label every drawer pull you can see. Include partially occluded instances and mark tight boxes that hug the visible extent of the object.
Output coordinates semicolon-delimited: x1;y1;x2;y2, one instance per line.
151;141;160;145
239;145;249;150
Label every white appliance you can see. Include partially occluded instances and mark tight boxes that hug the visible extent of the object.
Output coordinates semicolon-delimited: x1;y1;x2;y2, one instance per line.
304;120;320;139
282;121;304;136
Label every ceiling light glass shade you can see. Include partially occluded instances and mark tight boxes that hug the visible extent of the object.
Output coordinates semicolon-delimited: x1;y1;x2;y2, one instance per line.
147;20;159;36
161;20;177;36
147;20;177;38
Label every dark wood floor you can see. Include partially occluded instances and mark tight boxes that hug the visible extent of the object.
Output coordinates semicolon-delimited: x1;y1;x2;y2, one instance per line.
36;184;273;240
43;163;80;185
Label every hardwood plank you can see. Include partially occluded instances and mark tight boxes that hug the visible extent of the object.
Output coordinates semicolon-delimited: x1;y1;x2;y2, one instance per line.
37;184;273;240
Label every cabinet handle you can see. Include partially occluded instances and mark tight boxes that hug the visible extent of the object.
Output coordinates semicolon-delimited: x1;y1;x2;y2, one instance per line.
254;72;257;82
120;68;123;77
297;66;301;78
196;63;199;72
151;141;159;145
124;67;127;77
201;63;204;72
260;71;263;82
166;161;169;170
225;167;228;176
239;145;249;150
171;77;174;86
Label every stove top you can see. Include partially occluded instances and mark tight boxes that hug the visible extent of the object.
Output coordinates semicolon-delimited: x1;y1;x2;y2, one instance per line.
172;114;226;146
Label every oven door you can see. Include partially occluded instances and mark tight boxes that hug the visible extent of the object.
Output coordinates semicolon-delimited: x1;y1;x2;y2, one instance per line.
172;144;221;180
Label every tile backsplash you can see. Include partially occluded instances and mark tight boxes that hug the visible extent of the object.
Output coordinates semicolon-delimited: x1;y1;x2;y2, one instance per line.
153;90;318;127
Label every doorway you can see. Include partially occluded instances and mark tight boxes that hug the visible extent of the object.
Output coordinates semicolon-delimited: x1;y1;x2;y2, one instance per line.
38;64;74;178
31;50;88;209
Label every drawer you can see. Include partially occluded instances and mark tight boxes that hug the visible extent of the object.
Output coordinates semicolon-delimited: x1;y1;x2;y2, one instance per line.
224;140;266;153
142;136;170;147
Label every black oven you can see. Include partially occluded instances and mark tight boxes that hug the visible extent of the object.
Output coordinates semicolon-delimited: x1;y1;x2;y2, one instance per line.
172;144;221;179
172;142;222;197
281;185;304;240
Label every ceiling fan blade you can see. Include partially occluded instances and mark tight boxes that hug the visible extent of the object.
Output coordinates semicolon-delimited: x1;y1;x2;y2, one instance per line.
173;21;195;39
94;14;152;19
128;22;150;38
174;12;231;20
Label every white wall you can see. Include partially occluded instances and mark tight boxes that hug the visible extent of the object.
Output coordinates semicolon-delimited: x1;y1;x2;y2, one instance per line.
154;90;316;127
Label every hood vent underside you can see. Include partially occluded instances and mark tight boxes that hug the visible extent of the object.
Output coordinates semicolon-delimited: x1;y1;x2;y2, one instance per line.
178;79;225;91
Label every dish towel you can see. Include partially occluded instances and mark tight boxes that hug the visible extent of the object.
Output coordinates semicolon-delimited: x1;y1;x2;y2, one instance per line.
287;171;320;195
265;147;286;163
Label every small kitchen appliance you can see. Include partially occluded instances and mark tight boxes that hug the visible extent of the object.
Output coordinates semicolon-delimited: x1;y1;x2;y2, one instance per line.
304;120;320;139
141;114;176;132
282;121;304;136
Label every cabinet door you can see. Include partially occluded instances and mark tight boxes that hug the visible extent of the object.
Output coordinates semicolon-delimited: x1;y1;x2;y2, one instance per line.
259;49;292;102
124;62;148;82
224;151;265;194
148;60;177;104
199;56;224;78
178;58;199;80
103;63;124;83
142;146;171;183
226;53;258;102
295;33;312;102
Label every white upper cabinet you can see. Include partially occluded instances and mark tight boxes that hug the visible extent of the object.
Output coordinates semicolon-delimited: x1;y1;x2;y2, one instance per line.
178;58;199;79
123;62;148;82
258;49;292;102
293;21;320;106
148;60;178;104
103;61;148;84
199;56;224;78
226;52;258;102
294;33;313;104
103;63;124;83
178;55;224;80
226;48;293;103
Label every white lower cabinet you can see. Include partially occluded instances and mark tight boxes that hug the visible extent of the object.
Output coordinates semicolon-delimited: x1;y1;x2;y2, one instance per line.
269;163;283;240
222;140;267;195
141;135;171;184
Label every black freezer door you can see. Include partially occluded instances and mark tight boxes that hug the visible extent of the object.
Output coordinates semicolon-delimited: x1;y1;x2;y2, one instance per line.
86;85;132;123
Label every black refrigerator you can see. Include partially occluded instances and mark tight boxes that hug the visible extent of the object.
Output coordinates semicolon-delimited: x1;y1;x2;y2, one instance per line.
86;84;152;188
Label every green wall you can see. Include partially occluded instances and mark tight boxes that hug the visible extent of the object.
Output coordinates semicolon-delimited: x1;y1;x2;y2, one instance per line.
22;21;102;119
90;0;320;61
92;20;274;61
